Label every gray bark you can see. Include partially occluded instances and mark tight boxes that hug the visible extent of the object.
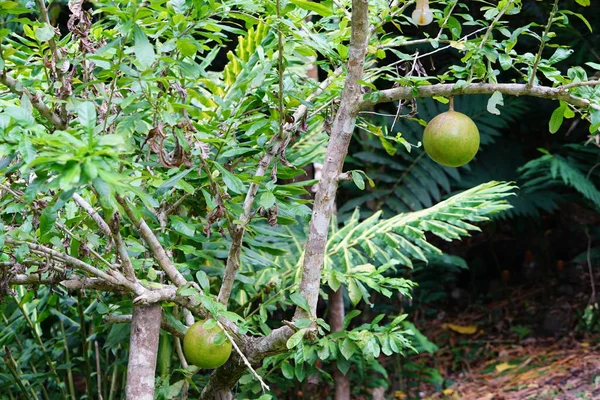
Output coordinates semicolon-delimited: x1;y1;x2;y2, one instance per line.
125;304;162;400
330;289;350;400
294;0;370;319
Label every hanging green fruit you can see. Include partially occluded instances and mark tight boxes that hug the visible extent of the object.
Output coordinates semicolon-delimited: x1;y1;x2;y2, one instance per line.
183;319;232;369
423;98;480;168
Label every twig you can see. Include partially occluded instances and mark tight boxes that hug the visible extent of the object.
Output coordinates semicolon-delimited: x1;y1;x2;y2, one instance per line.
585;228;596;305
73;193;112;238
59;317;76;400
4;348;37;399
386;27;488;69
332;0;352;19
435;0;458;41
294;0;370;320
115;195;188;287
9;274;120;291
216;320;270;392
12;294;66;397
0;71;65;129
557;80;600;92
527;0;560;88
479;0;514;50
35;0;60;64
172;307;190;399
95;341;103;400
4;238;120;285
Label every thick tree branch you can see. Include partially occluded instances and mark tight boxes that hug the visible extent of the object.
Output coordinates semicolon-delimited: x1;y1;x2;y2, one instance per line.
125;304;162;400
361;82;600;111
8;274;121;291
0;71;66;129
217;68;343;306
294;0;370;319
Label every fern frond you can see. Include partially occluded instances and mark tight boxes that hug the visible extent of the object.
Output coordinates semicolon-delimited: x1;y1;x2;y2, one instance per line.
324;181;516;305
518;150;600;209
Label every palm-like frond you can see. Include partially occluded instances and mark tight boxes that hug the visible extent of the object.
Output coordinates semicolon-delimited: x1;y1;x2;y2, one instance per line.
518;145;600;210
324;181;516;305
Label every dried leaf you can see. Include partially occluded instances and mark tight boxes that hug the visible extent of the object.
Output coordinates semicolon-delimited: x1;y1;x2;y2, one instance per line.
444;323;478;335
495;362;517;373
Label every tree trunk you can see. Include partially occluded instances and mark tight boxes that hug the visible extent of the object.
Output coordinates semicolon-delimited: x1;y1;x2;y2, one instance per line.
125;304;162;400
330;288;350;400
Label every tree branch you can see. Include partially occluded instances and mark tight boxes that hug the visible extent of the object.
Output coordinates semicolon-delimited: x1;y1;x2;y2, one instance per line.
0;71;66;129
294;0;369;319
73;193;112;238
528;0;560;88
216;68;343;306
8;274;121;291
116;195;188;287
361;82;600;111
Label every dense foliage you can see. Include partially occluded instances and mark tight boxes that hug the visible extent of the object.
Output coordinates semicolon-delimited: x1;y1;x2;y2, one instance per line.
0;0;598;398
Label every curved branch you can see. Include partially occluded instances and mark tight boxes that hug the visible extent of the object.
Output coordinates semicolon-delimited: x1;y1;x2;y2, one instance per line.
116;195;188;287
294;0;370;319
0;72;66;129
362;82;600;111
217;68;343;306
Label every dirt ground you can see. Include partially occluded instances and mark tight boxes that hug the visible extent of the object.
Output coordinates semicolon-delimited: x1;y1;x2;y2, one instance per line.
402;268;600;400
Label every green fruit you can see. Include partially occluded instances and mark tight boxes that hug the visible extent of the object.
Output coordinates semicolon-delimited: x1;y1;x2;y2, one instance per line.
423;110;480;167
183;320;232;369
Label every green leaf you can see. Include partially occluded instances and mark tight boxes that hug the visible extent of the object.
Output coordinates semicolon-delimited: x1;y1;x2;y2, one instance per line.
59;163;81;190
281;362;294;379
347;279;361;306
351;171;365;190
561;10;592;32
35;24;55;41
77;101;97;131
259;191;276;209
585;62;600;70
176;38;197;57
379;136;397;156
486;91;504;115
156;168;193;196
294;318;312;329
133;24;156;70
196;271;210;291
575;0;590;5
340;338;357;360
547;48;574;65
343;309;361;330
213;164;246;194
290;293;311;312
289;0;333;17
286;328;307;349
549;103;566;134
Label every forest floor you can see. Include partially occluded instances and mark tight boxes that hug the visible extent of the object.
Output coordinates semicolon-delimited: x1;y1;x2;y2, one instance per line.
405;269;600;400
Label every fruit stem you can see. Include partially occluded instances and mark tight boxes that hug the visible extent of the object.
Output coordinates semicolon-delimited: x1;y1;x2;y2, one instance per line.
448;96;454;111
